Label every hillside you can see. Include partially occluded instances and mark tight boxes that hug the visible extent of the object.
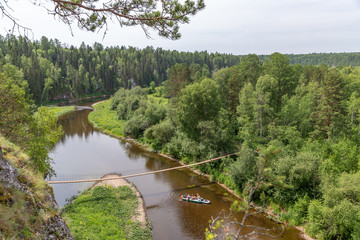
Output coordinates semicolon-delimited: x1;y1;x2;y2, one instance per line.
0;135;73;239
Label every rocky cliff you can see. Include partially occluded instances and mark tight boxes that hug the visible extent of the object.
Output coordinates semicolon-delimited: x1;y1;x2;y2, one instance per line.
0;139;74;239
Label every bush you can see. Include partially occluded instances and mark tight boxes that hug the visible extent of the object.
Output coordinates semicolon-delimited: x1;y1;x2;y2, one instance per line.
282;195;310;225
228;146;257;192
122;114;148;138
165;131;205;160
144;119;175;149
307;199;360;240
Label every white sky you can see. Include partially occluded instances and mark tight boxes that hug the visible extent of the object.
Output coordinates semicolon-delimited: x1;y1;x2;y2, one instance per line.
2;0;360;55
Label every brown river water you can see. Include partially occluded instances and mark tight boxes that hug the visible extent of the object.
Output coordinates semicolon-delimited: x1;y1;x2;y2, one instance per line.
49;105;306;240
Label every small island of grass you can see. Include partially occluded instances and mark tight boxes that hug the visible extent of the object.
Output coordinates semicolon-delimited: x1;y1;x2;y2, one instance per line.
62;174;151;240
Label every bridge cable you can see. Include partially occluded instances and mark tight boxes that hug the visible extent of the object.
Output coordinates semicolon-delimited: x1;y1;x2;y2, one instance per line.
47;152;240;184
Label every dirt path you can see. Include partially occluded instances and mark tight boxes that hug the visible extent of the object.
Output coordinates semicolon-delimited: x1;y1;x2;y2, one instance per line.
91;174;147;226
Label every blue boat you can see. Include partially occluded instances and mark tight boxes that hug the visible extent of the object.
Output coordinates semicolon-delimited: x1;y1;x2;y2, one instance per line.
180;194;211;204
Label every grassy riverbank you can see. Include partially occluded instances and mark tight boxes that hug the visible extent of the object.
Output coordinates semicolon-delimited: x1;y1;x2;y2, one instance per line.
62;185;151;239
46;106;76;118
89;100;125;137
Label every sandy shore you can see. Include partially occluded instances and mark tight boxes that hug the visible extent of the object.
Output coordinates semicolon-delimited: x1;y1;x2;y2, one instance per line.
295;227;315;240
91;174;147;226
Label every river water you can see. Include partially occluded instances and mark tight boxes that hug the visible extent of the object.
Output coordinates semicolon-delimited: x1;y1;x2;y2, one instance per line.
49;106;305;240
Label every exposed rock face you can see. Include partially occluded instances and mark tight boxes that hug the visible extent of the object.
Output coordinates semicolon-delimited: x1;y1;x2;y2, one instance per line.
0;154;24;191
43;215;74;240
0;150;74;240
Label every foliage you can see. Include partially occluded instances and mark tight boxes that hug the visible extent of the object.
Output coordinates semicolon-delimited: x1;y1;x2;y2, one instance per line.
177;78;221;141
112;87;147;120
165;130;204;160
114;88;167;138
165;63;191;98
27;107;63;178
0;63;63;178
0;72;32;144
310;69;344;139
282;195;311;226
275;151;320;200
144;118;175;150
263;52;297;110
62;186;152;240
206;149;286;239
228;146;258;192
1;35;245;103
306;172;360;240
53;0;205;40
4;36;360;105
91;52;360;239
285;52;360;66
320;138;359;180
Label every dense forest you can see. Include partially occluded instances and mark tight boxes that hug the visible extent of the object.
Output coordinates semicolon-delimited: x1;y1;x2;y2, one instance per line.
0;35;242;103
108;53;360;239
285;52;360;66
1;35;360;104
1;35;360;239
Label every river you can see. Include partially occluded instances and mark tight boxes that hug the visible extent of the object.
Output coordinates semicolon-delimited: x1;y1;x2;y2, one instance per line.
49;105;305;240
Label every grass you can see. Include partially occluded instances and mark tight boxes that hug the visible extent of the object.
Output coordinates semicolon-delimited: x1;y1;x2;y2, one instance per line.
62;186;152;240
88;100;126;137
45;105;75;118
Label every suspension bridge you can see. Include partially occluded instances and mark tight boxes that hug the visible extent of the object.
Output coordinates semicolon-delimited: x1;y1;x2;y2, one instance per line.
47;152;240;184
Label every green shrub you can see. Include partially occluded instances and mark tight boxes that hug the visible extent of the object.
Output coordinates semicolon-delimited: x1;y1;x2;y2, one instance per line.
282;195;310;225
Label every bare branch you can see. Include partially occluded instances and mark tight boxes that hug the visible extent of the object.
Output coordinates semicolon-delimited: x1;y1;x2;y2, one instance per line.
0;0;33;36
47;0;205;40
205;149;285;239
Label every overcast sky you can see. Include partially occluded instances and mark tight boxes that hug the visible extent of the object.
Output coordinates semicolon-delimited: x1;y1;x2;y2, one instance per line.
2;0;360;55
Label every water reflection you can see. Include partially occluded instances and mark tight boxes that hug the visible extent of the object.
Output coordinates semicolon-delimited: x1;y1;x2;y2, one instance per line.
58;109;95;143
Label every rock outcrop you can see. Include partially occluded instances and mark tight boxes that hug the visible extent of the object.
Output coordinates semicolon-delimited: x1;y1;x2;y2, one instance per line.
0;145;74;240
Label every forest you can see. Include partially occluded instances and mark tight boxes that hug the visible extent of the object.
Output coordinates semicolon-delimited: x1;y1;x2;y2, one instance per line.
1;35;360;239
108;53;360;239
1;35;360;104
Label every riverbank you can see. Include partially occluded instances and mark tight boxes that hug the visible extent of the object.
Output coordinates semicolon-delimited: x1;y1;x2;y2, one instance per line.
46;105;76;118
